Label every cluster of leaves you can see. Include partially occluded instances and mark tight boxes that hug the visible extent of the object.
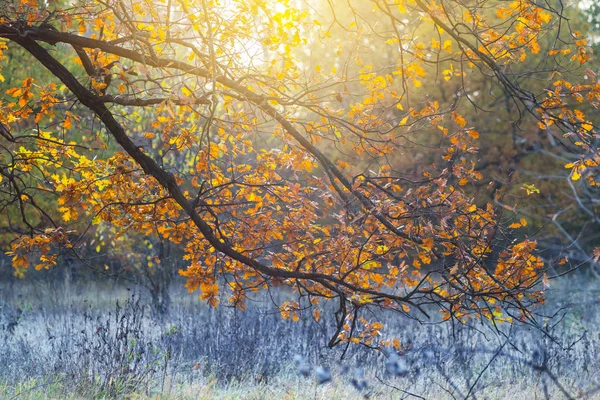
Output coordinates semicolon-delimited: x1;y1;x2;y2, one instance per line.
0;0;594;346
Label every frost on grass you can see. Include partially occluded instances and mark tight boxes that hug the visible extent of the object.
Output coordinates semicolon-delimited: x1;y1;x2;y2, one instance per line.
1;277;599;399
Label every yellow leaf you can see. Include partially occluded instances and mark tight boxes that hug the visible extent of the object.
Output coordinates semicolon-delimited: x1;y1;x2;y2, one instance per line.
371;273;384;284
467;130;479;139
540;13;552;24
521;183;540;195
397;0;406;13
91;79;107;91
496;8;510;18
442;40;452;53
519;218;527;227
421;238;434;252
453;112;466;128
181;86;192;97
313;308;321;322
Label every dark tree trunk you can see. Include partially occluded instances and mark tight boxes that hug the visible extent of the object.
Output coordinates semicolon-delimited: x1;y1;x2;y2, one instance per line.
149;239;173;317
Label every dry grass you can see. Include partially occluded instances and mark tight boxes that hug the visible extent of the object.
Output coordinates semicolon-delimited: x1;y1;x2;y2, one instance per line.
3;374;599;400
1;275;600;399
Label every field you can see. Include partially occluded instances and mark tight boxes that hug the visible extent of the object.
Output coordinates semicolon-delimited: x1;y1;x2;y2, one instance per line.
1;273;599;399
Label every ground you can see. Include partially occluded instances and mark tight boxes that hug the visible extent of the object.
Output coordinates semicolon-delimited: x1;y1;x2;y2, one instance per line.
0;273;599;399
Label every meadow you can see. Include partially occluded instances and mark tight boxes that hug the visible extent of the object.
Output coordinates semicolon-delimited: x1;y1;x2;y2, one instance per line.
1;272;599;399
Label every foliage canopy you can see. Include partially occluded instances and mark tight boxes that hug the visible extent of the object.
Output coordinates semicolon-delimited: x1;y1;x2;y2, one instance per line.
0;0;596;347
